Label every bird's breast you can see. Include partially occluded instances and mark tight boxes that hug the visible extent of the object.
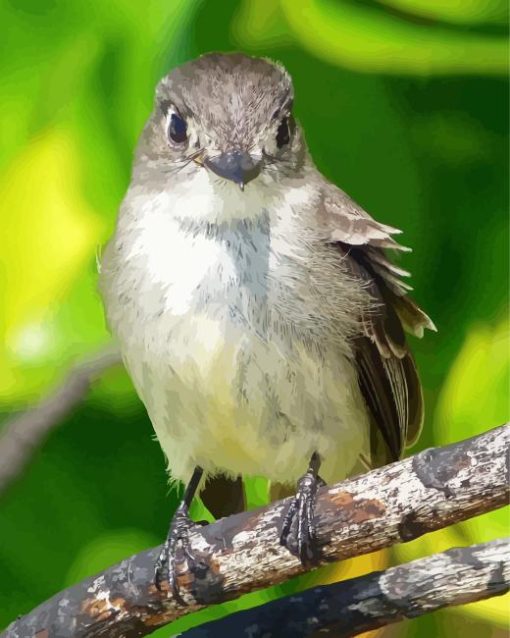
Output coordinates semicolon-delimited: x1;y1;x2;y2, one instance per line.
100;195;371;483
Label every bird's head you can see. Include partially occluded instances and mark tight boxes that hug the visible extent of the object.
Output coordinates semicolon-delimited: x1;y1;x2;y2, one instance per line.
136;53;307;192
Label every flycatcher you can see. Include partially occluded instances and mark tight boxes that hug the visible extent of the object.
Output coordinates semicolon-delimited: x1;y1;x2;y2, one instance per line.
99;52;435;597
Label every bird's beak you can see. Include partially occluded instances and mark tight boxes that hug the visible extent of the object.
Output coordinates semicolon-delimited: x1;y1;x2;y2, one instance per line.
204;151;261;190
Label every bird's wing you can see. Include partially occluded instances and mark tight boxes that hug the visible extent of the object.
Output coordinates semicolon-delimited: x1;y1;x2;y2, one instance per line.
321;185;436;466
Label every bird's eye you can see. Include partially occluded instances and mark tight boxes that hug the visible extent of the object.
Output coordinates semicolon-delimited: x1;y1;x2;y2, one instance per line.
168;113;188;144
276;117;290;148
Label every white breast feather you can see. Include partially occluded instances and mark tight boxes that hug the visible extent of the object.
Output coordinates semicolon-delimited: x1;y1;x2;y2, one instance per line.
100;174;371;486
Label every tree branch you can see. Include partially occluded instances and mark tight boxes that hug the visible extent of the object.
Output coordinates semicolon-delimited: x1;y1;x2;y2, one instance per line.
2;423;508;638
179;537;510;637
0;347;121;496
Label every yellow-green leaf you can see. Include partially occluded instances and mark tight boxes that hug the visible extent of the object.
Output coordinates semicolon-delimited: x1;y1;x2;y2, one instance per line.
278;0;508;75
1;129;104;401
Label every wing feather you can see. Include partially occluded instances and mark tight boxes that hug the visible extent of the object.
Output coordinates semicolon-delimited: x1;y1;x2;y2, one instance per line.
321;185;434;465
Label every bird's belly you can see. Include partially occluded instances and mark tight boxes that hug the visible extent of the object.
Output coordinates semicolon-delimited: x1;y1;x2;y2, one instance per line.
125;312;370;486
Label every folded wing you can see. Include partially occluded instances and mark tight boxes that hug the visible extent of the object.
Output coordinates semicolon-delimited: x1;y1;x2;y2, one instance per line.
322;185;436;466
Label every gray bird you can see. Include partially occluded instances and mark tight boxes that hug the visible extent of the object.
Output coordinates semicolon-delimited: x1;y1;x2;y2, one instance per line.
99;52;435;598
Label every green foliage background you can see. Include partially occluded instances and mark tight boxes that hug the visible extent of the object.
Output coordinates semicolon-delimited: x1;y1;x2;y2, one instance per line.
0;0;508;635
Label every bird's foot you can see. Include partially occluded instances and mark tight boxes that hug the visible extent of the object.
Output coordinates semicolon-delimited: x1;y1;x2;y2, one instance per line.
154;503;208;604
280;470;325;566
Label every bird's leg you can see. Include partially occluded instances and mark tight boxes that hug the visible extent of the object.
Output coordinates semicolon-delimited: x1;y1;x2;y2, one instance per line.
280;452;325;565
154;466;208;602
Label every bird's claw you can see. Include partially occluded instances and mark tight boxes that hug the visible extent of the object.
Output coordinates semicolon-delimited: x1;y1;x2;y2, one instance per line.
154;503;208;604
280;470;323;565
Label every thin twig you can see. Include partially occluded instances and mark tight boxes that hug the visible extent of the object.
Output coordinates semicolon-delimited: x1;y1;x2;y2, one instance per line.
0;347;122;496
2;423;508;638
180;537;510;637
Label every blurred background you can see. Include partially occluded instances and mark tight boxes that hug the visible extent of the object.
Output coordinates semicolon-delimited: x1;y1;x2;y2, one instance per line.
0;0;508;635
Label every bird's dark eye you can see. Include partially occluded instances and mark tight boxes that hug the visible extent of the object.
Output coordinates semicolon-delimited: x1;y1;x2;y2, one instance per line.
276;117;290;148
168;113;188;144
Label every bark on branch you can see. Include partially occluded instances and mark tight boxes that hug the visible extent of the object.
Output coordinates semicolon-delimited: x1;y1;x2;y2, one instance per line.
180;537;510;637
0;347;121;496
2;423;508;638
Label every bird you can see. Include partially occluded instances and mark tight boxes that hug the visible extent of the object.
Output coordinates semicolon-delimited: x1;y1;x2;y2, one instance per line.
99;52;435;599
